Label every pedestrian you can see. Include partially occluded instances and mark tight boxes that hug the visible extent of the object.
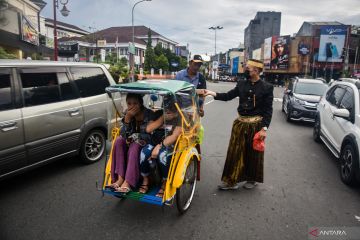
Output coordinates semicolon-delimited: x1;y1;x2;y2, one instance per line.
205;59;274;190
175;54;207;116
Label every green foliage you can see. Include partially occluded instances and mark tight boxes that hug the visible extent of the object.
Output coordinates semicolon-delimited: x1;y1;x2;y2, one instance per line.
154;43;164;56
0;47;17;59
108;57;129;83
156;54;169;71
179;57;188;69
144;28;156;71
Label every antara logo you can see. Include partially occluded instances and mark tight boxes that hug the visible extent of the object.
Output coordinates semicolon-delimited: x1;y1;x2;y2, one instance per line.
309;228;347;237
319;230;347;236
326;28;344;34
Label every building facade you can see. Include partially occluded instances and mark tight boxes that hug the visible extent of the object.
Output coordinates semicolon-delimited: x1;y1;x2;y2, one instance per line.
58;26;179;69
0;0;52;59
244;11;281;60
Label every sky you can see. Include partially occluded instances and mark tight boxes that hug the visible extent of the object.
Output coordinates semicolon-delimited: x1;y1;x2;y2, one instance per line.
41;0;360;55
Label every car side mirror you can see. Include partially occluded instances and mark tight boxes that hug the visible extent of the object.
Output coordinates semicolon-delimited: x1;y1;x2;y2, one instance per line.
285;89;292;95
333;108;350;119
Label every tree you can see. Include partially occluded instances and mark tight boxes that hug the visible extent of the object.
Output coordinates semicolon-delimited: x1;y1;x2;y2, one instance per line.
154;43;164;56
144;28;156;71
156;54;169;71
179;57;188;70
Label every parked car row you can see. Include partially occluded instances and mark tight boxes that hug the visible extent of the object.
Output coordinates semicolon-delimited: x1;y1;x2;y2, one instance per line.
218;75;237;82
283;77;360;186
0;60;116;180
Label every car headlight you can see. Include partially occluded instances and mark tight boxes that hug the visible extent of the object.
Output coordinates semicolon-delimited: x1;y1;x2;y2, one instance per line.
293;97;306;105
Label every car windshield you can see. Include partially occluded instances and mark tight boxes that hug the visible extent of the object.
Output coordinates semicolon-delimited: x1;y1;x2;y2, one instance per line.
294;82;327;96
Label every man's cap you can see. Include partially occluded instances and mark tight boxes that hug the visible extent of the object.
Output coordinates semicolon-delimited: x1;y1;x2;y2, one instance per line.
190;54;203;63
247;59;264;69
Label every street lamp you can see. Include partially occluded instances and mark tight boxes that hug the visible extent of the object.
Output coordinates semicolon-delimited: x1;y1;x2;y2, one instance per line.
53;0;70;61
209;26;223;79
131;0;152;82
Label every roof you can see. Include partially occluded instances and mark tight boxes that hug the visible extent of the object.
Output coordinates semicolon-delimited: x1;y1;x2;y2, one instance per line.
304;21;344;26
87;26;162;44
45;18;89;33
107;80;194;95
57;26;179;46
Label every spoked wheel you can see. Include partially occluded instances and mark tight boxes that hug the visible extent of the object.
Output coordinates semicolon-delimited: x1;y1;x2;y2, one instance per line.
176;157;198;214
80;129;106;164
340;144;358;186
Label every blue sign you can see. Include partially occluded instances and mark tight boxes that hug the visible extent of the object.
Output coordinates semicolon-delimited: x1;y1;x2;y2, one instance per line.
232;57;239;75
318;25;348;62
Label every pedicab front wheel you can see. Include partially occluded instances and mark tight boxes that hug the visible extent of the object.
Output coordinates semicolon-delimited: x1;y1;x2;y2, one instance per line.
176;156;198;214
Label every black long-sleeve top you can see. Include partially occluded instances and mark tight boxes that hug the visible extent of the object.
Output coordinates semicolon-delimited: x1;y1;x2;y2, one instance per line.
214;79;274;128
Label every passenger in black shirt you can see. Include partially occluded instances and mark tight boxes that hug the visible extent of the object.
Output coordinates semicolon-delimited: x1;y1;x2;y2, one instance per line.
205;59;274;190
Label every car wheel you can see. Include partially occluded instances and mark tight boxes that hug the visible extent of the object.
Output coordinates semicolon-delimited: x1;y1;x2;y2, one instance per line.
281;99;285;112
339;144;359;186
313;117;321;143
80;129;106;164
286;104;292;122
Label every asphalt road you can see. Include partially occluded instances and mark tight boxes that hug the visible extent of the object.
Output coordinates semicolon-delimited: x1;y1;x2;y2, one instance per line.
1;81;360;240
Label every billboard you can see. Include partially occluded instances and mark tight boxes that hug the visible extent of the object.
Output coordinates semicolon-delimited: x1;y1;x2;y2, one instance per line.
252;48;261;60
21;15;39;45
271;35;290;70
318;25;347;62
263;37;272;69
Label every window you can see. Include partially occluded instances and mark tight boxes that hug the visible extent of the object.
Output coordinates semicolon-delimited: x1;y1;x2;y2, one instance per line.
339;87;354;112
327;86;346;107
21;70;76;107
71;67;110;98
294;82;327;96
0;68;13;111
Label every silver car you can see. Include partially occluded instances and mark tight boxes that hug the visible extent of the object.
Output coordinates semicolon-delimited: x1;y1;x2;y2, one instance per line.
0;60;116;179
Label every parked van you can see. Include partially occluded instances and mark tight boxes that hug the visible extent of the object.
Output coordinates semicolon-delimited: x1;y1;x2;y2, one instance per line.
0;60;116;179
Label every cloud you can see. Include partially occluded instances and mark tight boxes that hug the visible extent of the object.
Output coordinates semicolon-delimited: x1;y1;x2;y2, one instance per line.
41;0;360;55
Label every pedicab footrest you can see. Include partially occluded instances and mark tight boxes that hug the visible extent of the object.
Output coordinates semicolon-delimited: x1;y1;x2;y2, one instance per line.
102;187;163;206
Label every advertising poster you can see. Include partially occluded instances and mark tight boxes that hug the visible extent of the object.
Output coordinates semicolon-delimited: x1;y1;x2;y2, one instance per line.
318;25;347;62
270;35;290;70
263;37;272;69
21;15;39;45
298;43;310;55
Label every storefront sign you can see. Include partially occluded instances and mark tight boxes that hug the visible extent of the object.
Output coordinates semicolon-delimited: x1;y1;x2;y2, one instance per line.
21;15;39;45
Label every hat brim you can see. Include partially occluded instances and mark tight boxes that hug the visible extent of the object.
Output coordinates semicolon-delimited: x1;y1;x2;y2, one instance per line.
191;60;203;63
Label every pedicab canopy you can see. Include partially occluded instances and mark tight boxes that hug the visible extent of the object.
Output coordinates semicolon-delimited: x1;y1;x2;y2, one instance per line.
105;79;194;95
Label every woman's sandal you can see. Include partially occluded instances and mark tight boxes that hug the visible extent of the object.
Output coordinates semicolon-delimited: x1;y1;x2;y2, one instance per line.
115;186;132;194
138;184;149;194
105;182;120;191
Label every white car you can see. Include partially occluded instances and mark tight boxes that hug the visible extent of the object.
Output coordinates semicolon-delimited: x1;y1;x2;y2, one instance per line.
313;78;360;186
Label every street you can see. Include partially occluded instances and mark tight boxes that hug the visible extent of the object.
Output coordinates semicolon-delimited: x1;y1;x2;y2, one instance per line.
1;82;360;240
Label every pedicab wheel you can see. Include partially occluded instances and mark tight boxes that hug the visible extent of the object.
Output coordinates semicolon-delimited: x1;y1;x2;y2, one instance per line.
176;157;198;214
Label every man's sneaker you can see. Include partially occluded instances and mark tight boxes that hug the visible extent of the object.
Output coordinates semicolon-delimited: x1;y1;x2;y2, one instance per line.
218;182;239;190
243;181;258;189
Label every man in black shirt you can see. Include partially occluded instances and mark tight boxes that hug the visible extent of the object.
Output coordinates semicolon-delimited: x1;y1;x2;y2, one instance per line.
205;59;274;190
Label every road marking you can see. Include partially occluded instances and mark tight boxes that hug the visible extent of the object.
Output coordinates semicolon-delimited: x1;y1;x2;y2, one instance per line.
204;99;214;105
